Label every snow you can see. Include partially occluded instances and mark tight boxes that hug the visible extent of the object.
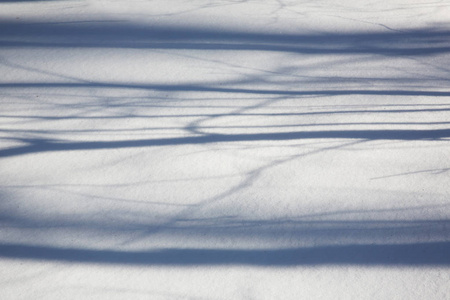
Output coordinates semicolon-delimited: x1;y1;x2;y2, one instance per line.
1;0;449;299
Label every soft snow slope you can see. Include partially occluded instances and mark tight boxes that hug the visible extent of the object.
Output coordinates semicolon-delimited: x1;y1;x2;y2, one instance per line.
1;0;450;299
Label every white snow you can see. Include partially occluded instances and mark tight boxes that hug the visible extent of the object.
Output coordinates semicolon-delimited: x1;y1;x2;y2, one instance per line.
1;0;449;299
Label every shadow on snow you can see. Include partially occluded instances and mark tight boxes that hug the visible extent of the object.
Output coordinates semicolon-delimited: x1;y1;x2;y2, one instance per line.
1;21;450;56
1;128;450;158
1;241;449;266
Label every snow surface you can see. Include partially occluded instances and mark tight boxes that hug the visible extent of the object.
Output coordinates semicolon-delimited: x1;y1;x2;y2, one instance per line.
1;0;450;299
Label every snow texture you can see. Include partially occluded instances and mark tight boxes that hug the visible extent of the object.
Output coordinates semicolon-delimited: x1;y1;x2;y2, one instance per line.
0;0;449;299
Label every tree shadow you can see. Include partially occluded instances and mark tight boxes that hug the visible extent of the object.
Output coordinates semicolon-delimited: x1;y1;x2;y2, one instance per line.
1;17;449;268
1;241;449;266
1;21;449;56
1;184;449;267
1;128;450;158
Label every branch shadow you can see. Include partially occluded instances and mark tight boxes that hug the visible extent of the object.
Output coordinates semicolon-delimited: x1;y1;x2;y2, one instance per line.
1;189;449;267
1;17;449;269
1;241;449;266
1;20;449;158
1;128;450;158
1;21;450;56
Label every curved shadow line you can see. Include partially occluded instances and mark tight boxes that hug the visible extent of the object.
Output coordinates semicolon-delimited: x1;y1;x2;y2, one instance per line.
1;82;450;97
